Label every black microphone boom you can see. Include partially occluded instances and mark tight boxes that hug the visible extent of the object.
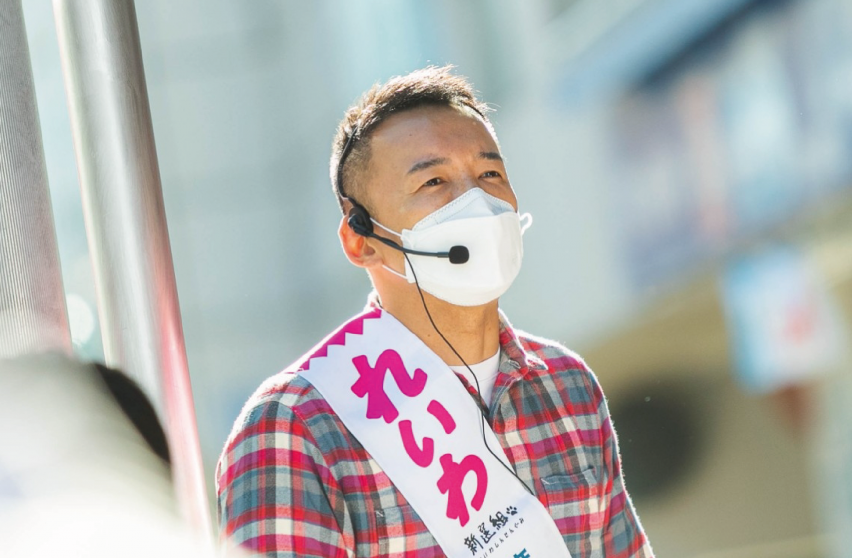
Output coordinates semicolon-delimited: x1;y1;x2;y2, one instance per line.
367;231;469;265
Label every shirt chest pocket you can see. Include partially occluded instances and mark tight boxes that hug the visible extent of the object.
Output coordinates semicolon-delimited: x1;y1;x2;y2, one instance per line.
370;504;441;557
540;467;605;540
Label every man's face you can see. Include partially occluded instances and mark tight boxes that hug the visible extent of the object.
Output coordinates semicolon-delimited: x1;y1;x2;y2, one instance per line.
362;105;517;241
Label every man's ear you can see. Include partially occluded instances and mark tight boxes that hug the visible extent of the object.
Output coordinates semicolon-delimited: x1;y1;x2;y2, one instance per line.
339;215;384;268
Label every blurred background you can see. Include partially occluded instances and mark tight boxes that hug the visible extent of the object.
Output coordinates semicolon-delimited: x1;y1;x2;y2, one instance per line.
19;0;852;556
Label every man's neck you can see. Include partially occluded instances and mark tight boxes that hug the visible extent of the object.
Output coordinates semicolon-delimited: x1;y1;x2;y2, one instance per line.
381;290;500;366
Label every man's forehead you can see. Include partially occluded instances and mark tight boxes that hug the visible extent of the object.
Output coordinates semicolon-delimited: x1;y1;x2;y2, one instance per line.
370;105;498;159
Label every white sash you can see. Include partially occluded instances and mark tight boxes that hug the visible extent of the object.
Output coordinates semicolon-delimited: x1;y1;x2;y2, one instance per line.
296;309;570;558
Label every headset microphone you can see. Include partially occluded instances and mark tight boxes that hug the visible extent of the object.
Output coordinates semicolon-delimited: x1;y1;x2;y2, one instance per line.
348;207;470;264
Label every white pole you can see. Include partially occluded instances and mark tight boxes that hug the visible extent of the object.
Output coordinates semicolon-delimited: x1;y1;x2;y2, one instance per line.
0;0;71;358
53;0;212;538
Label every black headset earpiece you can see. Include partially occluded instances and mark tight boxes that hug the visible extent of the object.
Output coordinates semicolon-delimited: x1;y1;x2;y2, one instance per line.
347;203;373;237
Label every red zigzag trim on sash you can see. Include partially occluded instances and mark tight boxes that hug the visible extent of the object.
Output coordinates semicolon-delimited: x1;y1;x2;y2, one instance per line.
298;308;383;371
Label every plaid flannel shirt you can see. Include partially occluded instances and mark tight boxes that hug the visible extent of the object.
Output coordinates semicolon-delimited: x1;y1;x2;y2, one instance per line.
216;307;654;558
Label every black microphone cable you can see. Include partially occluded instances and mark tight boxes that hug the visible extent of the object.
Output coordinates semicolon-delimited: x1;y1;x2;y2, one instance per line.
402;251;535;497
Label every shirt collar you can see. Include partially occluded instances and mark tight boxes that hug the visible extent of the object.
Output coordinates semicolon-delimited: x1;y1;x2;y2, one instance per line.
497;309;548;375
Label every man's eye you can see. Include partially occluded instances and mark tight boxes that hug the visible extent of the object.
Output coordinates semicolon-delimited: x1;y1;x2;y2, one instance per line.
423;177;443;187
481;170;502;179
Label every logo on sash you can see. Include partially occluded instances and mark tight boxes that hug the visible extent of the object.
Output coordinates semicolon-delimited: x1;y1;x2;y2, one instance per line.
297;309;570;558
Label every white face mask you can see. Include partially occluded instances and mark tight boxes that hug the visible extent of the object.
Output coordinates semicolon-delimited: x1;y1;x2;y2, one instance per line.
372;188;532;307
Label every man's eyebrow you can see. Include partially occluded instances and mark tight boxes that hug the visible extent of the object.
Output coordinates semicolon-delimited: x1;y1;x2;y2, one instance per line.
406;152;503;175
479;151;503;161
407;157;449;175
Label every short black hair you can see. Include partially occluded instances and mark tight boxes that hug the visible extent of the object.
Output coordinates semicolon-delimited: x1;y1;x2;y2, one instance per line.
330;65;493;213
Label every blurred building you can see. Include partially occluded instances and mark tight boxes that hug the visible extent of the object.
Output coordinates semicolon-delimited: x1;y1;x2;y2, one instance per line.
21;0;852;555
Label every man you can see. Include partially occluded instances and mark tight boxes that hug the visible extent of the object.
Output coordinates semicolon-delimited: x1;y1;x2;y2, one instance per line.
217;66;653;558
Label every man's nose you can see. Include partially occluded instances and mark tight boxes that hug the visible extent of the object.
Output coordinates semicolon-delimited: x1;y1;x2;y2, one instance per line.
453;175;483;198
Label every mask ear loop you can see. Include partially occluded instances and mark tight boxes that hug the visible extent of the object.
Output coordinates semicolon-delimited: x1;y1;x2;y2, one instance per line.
371;218;403;238
381;263;408;281
402;251;535;497
520;212;533;234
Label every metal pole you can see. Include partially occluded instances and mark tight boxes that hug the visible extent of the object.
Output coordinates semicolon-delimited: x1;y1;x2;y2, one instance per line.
53;0;211;538
0;0;71;358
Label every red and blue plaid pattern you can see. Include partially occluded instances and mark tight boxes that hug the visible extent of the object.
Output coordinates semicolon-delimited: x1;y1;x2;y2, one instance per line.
216;310;654;558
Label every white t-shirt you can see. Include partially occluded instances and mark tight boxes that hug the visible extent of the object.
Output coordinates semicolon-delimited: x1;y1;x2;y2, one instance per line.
450;350;501;406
